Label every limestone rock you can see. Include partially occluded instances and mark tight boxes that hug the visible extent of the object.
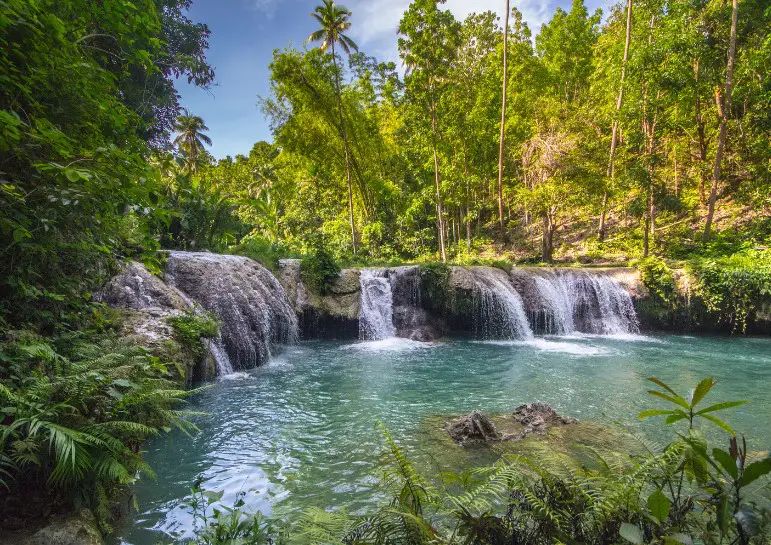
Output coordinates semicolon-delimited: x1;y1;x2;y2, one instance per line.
447;410;502;445
96;261;188;311
512;402;577;437
21;511;103;545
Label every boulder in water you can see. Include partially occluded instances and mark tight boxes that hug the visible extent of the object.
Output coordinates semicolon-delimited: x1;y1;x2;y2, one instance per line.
512;403;577;437
447;410;502;445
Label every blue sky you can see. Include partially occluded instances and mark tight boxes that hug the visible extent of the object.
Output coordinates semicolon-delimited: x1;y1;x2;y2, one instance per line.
177;0;608;159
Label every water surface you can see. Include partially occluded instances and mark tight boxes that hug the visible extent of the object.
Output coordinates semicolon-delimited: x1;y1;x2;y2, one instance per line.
119;334;771;544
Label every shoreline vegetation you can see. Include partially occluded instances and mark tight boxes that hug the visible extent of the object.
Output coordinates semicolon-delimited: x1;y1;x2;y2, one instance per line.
0;0;769;542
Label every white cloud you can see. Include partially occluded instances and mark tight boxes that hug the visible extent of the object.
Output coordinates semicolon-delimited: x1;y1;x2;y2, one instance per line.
250;0;280;19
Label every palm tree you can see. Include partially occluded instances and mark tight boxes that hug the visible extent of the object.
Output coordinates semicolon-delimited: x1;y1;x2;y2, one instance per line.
173;109;212;174
307;0;359;254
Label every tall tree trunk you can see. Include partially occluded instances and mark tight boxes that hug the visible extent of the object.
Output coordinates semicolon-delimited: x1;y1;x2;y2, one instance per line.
496;0;510;240
331;42;357;254
598;0;633;241
430;103;447;262
703;0;738;239
541;212;554;263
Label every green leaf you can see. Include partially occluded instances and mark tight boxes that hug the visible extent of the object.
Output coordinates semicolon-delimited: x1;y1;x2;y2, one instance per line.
716;493;729;537
648;390;691;410
638;409;674;419
619;522;644;544
699;414;735;435
695;400;748;415
647;488;671;523
739;458;771;487
647;377;679;396
712;448;738;479
665;409;689;425
690;377;715;407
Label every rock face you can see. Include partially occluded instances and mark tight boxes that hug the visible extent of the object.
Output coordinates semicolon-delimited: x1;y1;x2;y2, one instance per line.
447;411;502;445
512;403;578;437
278;260;360;339
96;261;214;385
166;252;298;369
18;511;103;545
97;261;188;311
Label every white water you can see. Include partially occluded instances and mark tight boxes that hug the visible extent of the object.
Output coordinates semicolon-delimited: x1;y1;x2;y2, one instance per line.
521;269;639;335
469;268;534;340
166;251;298;374
209;337;234;375
358;269;396;340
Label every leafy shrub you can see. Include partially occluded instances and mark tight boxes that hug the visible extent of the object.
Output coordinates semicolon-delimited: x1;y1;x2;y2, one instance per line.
0;332;198;533
230;235;299;272
301;240;341;295
637;256;679;307
688;249;771;332
168;311;220;359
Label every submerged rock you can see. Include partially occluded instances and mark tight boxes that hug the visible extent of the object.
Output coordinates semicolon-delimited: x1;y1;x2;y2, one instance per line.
445;404;577;445
447;410;502;445
512;402;577;437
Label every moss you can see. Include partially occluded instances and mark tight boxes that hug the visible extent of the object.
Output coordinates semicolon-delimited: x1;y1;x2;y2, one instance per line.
418;262;451;311
167;311;219;360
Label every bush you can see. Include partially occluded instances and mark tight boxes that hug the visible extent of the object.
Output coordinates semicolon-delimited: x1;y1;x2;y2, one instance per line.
419;262;451;308
168;311;220;360
301;240;341;295
229;235;299;272
0;332;198;533
688;249;771;332
637;256;679;307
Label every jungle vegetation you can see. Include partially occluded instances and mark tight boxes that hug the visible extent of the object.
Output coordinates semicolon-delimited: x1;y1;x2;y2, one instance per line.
0;0;770;540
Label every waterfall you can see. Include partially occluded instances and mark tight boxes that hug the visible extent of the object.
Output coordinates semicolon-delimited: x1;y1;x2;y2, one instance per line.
467;268;533;340
359;269;396;340
166;251;299;371
513;268;639;335
209;337;234;375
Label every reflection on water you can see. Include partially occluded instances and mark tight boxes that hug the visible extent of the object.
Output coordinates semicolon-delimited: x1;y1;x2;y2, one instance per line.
118;335;771;544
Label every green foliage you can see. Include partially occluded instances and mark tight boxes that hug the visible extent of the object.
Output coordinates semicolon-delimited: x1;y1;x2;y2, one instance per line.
230;235;300;272
688;249;771;332
419;262;451;308
300;239;341;295
0;331;199;533
637;257;679;307
168;311;220;360
0;0;213;329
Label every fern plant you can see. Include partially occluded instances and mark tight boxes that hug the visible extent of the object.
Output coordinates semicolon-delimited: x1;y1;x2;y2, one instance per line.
0;332;200;533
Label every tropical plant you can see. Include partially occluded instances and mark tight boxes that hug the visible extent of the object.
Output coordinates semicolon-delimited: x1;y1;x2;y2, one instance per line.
0;332;199;532
173;110;213;174
307;0;359;255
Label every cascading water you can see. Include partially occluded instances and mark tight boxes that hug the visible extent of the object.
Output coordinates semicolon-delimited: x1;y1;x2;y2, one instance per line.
358;269;396;340
166;251;299;371
513;268;639;335
466;268;533;340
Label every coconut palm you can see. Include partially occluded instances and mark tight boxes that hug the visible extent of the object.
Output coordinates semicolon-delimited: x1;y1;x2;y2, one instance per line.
173;109;212;174
307;0;359;254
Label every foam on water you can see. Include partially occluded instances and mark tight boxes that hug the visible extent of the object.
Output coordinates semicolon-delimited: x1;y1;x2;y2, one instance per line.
342;338;436;352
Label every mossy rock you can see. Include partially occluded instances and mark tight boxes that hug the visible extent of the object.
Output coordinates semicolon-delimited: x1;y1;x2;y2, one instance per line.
416;413;646;474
